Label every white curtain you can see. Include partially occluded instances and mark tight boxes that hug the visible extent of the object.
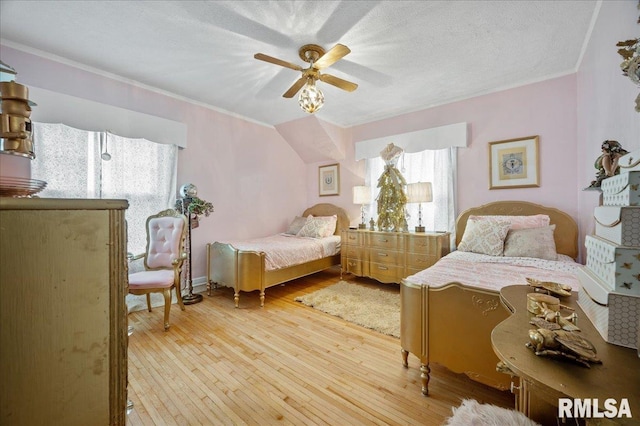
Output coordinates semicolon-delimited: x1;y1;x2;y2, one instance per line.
365;147;457;245
31;123;178;255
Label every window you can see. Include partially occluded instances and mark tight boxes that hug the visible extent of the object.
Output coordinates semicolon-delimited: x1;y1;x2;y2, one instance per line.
32;123;178;255
365;147;457;242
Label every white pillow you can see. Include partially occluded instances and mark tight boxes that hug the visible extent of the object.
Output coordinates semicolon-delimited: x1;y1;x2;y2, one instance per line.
285;215;309;235
457;217;511;256
296;215;338;238
503;225;558;260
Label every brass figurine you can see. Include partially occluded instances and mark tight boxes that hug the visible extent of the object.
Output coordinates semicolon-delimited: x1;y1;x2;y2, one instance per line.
526;277;572;298
526;328;601;368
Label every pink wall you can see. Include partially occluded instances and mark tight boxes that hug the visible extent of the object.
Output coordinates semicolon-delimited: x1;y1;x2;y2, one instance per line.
577;0;640;260
1;46;309;279
350;75;579;221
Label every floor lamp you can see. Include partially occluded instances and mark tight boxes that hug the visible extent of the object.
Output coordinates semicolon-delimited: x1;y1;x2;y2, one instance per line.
178;183;209;305
406;182;432;233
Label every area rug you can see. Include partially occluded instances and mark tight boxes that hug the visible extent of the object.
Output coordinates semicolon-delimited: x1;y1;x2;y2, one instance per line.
295;281;400;338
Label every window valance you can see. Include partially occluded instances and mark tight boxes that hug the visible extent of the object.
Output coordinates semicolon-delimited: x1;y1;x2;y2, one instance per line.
355;122;467;160
29;86;187;148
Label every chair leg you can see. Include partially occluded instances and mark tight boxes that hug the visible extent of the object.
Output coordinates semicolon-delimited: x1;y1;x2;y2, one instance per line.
175;285;186;311
146;293;152;312
163;289;171;331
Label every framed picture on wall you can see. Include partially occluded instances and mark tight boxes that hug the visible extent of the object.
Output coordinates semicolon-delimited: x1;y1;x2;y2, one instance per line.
319;163;340;196
489;135;540;189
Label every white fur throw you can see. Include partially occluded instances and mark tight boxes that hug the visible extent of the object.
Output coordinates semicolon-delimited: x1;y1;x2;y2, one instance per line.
443;399;541;426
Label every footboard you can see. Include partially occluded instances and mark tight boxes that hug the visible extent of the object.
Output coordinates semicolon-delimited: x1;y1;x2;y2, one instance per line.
401;280;511;395
206;242;266;307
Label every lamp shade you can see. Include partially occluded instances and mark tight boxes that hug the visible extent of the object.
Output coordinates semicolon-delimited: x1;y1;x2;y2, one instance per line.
406;182;432;203
352;185;371;204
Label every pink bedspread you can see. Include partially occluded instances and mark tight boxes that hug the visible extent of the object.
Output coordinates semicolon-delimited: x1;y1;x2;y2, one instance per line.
404;251;581;292
221;234;341;271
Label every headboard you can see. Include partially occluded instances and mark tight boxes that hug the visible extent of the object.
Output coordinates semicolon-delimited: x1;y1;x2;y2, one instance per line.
455;201;579;259
303;203;350;236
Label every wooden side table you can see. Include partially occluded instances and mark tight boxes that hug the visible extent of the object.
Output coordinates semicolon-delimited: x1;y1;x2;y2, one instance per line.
492;285;640;425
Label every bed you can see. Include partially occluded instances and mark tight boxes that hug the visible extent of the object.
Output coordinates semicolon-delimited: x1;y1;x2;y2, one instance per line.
206;203;349;307
400;200;581;395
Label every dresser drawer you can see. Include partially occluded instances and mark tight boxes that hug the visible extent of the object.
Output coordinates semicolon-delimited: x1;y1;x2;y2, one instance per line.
343;230;363;246
369;262;402;283
342;244;363;259
407;235;439;253
343;258;363;276
406;253;437;271
368;233;402;250
369;249;402;265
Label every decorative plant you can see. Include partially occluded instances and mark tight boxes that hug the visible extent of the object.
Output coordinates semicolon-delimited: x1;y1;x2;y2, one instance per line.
175;196;214;218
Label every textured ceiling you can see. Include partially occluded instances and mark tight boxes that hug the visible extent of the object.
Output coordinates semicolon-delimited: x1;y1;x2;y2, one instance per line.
0;1;598;128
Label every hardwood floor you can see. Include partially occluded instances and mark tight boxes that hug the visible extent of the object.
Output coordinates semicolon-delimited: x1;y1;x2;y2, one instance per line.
126;267;513;425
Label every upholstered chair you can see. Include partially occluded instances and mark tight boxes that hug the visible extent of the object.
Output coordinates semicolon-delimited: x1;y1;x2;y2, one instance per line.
128;209;187;331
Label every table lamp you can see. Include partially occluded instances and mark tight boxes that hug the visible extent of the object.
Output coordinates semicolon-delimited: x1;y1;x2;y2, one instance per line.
352;185;371;230
406;182;432;232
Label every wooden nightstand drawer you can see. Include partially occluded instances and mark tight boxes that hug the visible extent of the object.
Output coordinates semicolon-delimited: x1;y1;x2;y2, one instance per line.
368;233;402;250
370;249;402;265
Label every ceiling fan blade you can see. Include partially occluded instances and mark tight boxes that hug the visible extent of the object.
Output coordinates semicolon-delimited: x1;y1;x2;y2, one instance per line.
254;53;303;71
314;44;350;70
283;77;307;98
319;74;358;92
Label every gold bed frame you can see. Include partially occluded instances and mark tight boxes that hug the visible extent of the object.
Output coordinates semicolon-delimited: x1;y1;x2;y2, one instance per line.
400;201;578;395
206;203;350;308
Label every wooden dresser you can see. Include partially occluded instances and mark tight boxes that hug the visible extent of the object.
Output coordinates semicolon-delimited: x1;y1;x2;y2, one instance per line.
341;229;450;283
0;198;129;426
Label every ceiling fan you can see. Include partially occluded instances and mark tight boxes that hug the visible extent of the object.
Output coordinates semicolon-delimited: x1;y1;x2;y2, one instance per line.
254;43;358;113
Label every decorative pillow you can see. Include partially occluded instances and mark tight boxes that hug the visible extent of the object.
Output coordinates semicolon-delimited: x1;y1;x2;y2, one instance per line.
469;214;550;230
457;217;511;256
503;225;558;260
285;215;309;235
296;215;338;238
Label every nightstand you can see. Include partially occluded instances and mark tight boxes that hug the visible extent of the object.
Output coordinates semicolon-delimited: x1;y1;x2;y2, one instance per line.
341;229;450;283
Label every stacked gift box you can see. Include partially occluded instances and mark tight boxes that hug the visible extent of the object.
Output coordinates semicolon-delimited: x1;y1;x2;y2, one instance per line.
578;149;640;352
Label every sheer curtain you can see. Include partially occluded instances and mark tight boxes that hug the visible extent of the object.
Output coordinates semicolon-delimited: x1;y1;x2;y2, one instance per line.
365;147;457;245
31;123;178;255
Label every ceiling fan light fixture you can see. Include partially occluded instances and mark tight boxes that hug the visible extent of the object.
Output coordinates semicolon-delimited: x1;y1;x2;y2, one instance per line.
298;79;324;113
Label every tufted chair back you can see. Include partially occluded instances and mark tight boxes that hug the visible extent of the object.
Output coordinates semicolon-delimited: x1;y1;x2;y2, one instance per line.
145;215;185;270
128;209;188;331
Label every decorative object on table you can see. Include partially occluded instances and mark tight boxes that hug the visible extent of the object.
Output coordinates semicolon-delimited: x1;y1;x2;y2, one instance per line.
174;183;214;305
0;62;46;197
616;6;639;113
376;143;408;232
318;163;340;196
488;135;539;190
526;328;601;368
369;217;375;231
406;182;432;232
527;292;579;332
352;185;371;229
526;277;572;297
587;140;629;189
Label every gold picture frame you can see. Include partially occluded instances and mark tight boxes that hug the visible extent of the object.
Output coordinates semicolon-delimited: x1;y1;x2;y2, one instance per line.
318;163;340;196
489;135;540;189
